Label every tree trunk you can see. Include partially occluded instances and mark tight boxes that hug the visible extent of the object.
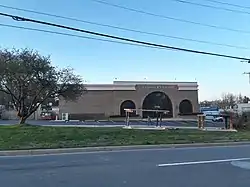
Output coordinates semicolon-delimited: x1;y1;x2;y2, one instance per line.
19;117;26;125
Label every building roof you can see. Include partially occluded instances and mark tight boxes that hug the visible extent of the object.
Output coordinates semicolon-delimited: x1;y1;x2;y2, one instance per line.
84;81;198;91
113;80;198;85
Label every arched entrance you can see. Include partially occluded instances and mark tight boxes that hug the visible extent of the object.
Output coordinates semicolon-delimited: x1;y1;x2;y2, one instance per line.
120;100;136;117
142;91;173;118
179;99;193;114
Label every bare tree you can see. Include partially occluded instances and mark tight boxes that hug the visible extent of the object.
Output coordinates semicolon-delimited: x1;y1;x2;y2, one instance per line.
200;93;249;108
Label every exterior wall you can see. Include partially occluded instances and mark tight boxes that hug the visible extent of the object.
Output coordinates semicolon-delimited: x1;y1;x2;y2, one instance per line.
59;91;114;118
1;110;18;120
134;85;178;117
113;90;139;116
59;81;199;119
1;110;37;120
176;90;199;114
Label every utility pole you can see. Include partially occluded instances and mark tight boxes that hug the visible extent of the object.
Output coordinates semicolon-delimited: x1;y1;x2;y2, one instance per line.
243;72;250;84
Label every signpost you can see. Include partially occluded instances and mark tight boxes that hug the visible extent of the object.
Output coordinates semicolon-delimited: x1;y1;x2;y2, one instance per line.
124;109;133;127
124;108;169;127
154;105;160;127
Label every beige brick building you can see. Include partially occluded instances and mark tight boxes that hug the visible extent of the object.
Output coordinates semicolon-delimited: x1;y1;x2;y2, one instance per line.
59;81;199;120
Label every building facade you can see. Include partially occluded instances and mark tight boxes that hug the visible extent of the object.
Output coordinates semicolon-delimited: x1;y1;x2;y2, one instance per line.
59;81;199;119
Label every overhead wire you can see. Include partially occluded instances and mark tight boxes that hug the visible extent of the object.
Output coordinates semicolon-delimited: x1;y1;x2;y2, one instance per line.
0;12;249;61
199;0;250;10
89;0;250;34
0;3;248;50
170;0;250;15
0;23;166;50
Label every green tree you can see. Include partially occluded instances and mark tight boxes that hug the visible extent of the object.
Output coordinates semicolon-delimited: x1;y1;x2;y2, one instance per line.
0;48;85;124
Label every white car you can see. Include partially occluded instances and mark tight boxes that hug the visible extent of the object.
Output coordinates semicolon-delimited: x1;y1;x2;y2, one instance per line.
212;117;224;122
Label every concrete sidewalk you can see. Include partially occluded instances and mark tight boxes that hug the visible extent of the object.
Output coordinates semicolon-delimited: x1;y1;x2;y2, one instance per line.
36;124;232;132
123;125;237;132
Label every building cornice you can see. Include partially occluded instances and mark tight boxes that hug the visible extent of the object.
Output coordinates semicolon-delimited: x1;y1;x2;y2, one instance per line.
84;81;198;91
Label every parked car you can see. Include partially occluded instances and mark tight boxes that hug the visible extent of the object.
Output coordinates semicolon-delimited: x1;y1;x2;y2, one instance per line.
40;111;56;120
212;117;224;122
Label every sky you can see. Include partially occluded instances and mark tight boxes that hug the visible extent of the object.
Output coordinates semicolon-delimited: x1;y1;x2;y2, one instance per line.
0;0;250;101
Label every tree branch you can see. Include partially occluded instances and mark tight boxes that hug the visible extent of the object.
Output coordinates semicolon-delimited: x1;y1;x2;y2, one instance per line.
0;89;10;95
25;91;54;120
3;84;19;101
26;85;47;116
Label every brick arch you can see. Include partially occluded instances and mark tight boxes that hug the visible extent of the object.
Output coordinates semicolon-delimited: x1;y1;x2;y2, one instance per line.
120;100;136;117
142;91;173;118
179;99;193;114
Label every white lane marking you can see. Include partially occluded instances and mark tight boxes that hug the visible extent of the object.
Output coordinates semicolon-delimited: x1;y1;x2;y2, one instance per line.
1;144;250;158
158;157;250;167
231;161;250;170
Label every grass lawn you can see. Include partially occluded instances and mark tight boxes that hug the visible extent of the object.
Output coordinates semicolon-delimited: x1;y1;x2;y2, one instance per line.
0;125;250;150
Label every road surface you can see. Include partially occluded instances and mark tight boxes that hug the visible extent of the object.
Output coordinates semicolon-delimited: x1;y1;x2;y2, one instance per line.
1;145;250;187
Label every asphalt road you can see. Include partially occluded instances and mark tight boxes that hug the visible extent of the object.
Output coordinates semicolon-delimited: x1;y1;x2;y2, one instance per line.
0;119;224;128
1;145;250;187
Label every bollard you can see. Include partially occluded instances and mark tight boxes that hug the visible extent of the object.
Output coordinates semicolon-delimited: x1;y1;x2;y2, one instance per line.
197;115;201;129
201;115;205;129
197;115;200;128
197;114;205;129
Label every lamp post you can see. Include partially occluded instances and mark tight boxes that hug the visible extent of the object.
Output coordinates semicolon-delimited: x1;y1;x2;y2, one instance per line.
243;72;250;84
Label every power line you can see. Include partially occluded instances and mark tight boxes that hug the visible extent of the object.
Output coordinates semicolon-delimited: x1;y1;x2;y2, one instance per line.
0;23;165;50
170;0;250;15
0;3;248;50
0;12;249;61
201;0;250;10
89;0;250;34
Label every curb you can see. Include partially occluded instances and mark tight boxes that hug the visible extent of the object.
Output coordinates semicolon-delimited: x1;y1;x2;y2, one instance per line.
1;141;250;156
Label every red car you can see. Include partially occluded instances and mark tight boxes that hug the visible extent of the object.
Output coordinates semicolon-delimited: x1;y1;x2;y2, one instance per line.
40;112;56;120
